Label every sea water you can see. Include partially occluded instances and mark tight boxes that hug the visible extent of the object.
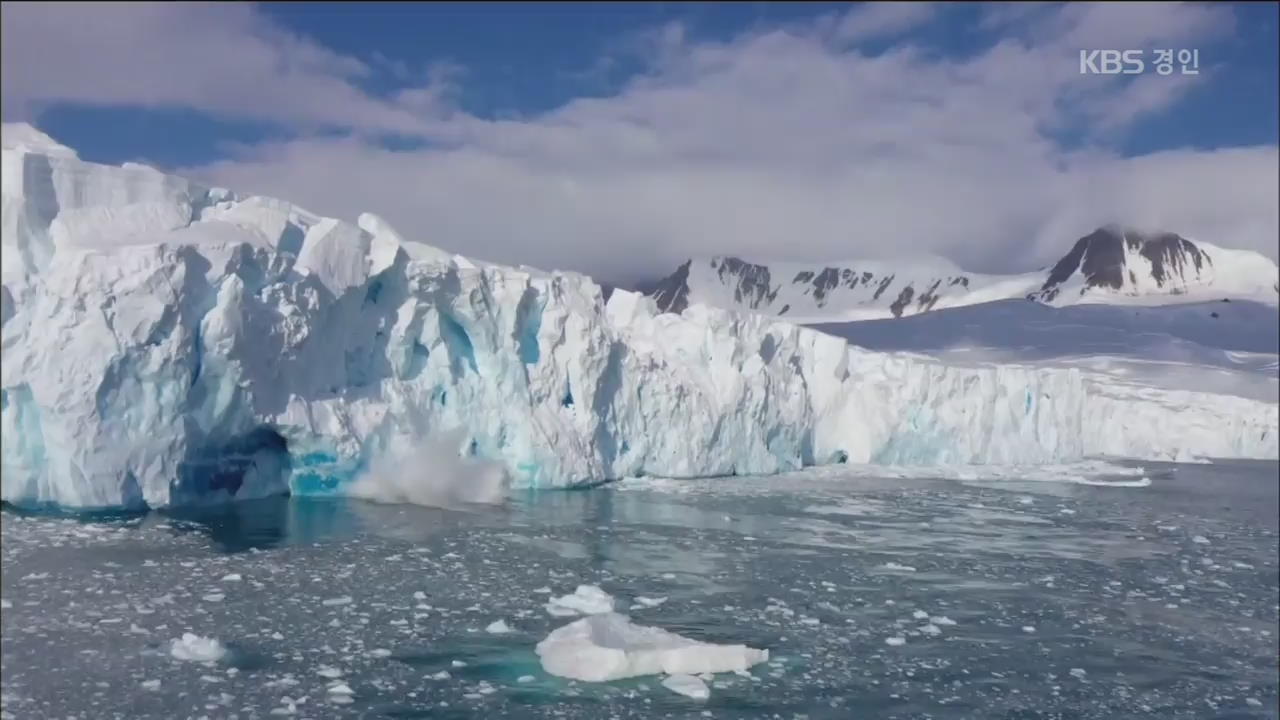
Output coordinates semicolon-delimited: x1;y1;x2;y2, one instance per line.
1;460;1276;719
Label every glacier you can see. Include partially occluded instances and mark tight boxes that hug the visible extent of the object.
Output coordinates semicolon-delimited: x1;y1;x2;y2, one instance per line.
2;123;1277;510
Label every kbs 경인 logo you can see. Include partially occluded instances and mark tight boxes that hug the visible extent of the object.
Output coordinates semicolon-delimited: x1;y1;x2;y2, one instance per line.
1079;49;1200;75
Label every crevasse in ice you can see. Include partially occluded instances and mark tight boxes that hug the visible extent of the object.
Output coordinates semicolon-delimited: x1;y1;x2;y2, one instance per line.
1;123;1276;509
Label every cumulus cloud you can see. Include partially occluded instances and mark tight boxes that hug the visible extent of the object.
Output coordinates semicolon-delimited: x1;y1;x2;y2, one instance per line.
0;2;445;133
4;2;1275;284
834;2;940;43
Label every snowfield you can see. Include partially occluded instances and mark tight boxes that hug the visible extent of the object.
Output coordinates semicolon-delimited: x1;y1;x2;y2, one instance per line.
2;123;1277;509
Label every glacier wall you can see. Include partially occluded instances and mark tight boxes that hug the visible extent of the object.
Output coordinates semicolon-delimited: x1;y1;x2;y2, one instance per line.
2;129;1277;509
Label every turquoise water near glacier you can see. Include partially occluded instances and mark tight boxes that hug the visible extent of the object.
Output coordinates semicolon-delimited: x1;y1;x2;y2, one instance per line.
1;460;1277;719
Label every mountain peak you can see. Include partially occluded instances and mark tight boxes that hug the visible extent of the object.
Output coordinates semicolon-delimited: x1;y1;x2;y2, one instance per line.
642;226;1278;322
1030;226;1212;303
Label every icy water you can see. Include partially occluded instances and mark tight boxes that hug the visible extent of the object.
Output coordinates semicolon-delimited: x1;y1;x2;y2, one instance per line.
2;460;1277;720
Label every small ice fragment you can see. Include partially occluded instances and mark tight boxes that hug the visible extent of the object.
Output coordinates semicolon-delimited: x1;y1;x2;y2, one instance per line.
170;633;226;663
202;593;225;603
413;591;427;600
369;649;392;658
429;671;451;680
327;683;354;696
533;587;552;594
1022;626;1036;633
316;667;343;679
662;573;676;579
1018;496;1034;505
221;573;242;582
544;585;614;617
1191;536;1210;545
911;610;929;620
451;660;467;668
931;616;956;626
517;675;535;683
0;599;10;610
1069;668;1087;679
885;637;906;646
662;674;711;700
322;596;353;606
1246;699;1263;707
140;679;161;691
485;620;513;634
633;596;668;609
879;562;916;572
919;624;941;636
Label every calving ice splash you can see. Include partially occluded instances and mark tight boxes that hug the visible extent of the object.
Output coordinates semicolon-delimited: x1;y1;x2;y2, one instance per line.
1;124;1277;509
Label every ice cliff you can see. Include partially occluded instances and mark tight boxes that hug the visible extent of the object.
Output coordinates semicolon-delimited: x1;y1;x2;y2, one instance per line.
2;124;1277;509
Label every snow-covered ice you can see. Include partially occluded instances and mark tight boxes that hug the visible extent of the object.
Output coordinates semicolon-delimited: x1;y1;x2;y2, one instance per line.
1;123;1276;509
169;633;226;663
535;612;769;682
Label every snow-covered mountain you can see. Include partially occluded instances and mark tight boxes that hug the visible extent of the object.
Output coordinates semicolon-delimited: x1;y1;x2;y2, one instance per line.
644;228;1280;322
2;123;1276;510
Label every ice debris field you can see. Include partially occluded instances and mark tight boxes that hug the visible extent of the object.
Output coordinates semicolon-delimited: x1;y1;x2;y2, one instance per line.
1;460;1276;719
2;122;1278;510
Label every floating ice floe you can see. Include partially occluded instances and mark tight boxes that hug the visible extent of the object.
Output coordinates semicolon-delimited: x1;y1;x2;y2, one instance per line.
544;585;614;617
485;619;513;634
662;673;711;700
169;633;227;663
535;612;769;682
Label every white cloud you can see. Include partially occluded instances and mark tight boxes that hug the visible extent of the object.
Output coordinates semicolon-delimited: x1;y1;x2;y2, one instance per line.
6;2;1273;284
835;2;939;43
0;2;442;133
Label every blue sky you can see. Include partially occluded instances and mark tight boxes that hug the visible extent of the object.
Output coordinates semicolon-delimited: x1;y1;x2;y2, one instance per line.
3;2;1277;280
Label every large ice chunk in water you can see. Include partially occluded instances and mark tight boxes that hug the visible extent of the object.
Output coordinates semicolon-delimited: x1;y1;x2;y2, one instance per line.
169;633;226;663
2;123;1277;509
535;612;769;682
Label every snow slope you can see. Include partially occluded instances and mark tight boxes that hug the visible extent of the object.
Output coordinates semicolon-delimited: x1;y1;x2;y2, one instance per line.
644;228;1280;323
813;299;1279;402
2;123;1277;510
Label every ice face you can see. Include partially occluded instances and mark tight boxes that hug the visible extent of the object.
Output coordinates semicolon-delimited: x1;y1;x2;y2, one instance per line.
2;127;1277;509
